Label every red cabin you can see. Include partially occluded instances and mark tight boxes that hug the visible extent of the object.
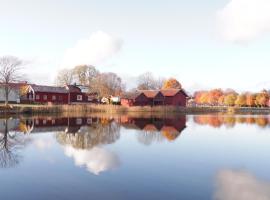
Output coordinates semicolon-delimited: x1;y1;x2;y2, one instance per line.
133;89;189;107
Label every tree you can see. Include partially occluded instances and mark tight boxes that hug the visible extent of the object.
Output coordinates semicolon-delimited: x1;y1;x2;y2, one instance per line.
0;56;24;105
0;119;30;168
246;93;256;107
207;89;223;106
162;78;182;89
55;69;74;86
137;72;158;90
73;65;99;86
255;91;269;107
235;94;247;107
93;72;124;97
224;93;237;106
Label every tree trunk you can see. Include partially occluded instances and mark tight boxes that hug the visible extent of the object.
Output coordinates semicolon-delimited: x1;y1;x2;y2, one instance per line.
4;85;9;106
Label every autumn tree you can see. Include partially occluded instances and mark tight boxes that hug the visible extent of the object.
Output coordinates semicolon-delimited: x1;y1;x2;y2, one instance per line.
255;91;269;107
93;72;124;97
224;93;237;106
235;94;247;107
207;89;223;106
162;78;182;89
246;93;256;107
0;56;25;105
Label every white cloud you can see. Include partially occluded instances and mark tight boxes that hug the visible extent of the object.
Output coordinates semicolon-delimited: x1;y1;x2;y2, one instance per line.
217;0;270;43
64;146;120;175
34;138;53;151
61;31;123;68
215;169;270;200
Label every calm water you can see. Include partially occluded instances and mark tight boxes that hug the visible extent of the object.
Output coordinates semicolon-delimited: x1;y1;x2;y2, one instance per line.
1;114;270;200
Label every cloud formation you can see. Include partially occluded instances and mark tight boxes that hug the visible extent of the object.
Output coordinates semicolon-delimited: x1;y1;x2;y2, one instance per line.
217;0;270;43
62;31;123;68
215;169;270;200
64;146;120;175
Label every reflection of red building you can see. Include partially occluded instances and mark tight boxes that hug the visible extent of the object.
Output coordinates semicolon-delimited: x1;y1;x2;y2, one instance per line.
126;116;187;141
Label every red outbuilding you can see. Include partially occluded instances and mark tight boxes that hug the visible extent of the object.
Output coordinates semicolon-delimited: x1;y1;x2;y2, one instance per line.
133;89;189;107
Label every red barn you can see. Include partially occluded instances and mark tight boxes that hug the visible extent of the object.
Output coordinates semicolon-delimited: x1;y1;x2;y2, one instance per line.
133;89;189;107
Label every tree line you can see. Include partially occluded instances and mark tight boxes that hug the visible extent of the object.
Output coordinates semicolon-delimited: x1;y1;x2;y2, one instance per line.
55;65;182;97
194;89;269;107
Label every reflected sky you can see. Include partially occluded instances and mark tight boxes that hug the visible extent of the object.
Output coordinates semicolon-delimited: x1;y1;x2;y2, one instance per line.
0;114;270;200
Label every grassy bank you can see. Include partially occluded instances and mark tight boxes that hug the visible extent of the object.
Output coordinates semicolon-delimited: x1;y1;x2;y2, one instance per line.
1;104;270;115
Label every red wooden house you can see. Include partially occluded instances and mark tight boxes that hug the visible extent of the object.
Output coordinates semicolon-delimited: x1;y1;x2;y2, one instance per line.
132;89;189;107
25;84;98;104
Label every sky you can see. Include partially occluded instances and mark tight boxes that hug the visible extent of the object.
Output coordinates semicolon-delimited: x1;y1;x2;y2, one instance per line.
0;0;270;93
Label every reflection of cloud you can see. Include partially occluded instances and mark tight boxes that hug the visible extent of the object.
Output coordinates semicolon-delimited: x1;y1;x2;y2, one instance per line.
34;138;53;151
64;146;120;175
215;170;270;200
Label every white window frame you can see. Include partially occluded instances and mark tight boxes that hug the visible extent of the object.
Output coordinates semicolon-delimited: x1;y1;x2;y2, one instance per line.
36;94;40;100
88;96;92;101
52;95;56;101
77;95;83;101
43;95;47;100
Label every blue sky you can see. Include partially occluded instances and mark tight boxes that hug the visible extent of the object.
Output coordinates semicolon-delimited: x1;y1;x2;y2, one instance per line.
0;0;270;92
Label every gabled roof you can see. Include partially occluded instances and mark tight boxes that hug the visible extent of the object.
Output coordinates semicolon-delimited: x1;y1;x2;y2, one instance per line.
65;85;81;93
138;90;159;98
138;89;189;98
30;84;69;94
160;89;181;97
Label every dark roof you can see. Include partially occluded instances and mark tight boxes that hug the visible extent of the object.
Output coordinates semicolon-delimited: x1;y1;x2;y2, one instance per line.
30;85;68;93
66;85;81;93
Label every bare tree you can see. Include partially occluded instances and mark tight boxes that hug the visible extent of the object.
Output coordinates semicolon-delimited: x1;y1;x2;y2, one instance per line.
55;69;74;86
0;119;30;168
137;72;163;90
0;56;25;105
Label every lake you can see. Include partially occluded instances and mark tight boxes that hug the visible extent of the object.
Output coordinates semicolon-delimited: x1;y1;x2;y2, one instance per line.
0;114;270;200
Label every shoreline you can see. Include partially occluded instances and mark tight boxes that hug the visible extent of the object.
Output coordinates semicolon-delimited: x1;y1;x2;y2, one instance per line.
1;104;270;116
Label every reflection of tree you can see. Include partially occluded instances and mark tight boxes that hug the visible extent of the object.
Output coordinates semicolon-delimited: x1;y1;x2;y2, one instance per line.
193;115;270;128
0;119;30;168
137;130;165;146
55;120;120;149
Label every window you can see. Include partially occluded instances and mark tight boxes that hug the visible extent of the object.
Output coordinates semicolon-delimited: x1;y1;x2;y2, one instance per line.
52;95;56;101
76;118;82;125
36;95;40;100
43;120;47;125
77;95;83;101
52;119;55;125
87;118;92;124
43;95;47;100
88;96;92;101
59;95;63;101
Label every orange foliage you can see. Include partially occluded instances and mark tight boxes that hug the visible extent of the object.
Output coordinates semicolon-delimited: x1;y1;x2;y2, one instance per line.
162;78;182;89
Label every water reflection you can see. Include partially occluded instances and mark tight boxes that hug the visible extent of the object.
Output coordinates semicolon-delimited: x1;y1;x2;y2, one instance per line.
193;115;270;128
0;119;30;168
215;170;270;200
120;116;186;145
